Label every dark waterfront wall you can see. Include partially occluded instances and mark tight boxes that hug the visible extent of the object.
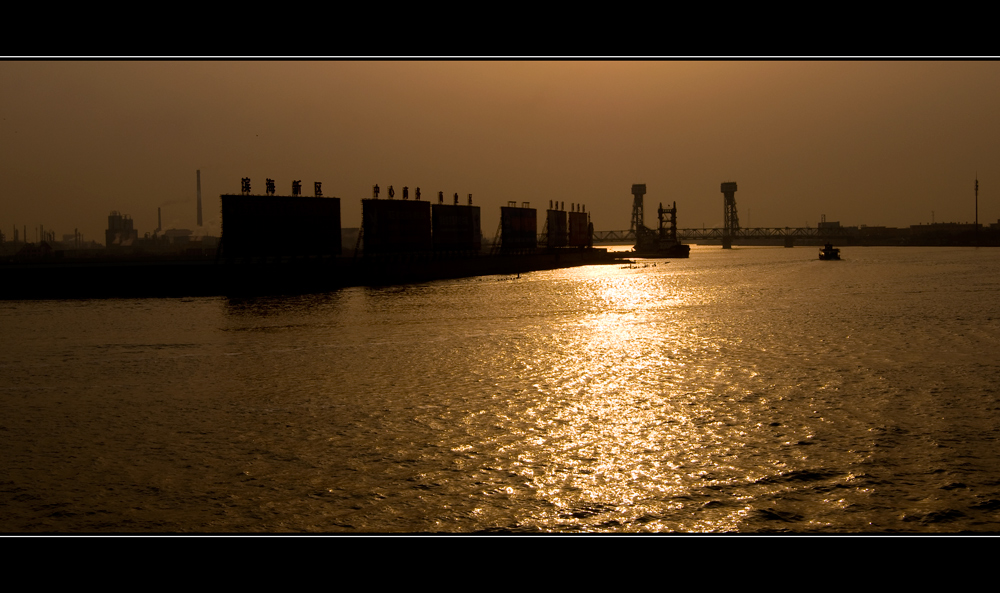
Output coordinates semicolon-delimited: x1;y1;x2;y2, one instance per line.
568;211;589;247
546;210;568;248
362;199;432;255
500;206;537;251
0;248;620;299
221;195;341;257
432;204;481;252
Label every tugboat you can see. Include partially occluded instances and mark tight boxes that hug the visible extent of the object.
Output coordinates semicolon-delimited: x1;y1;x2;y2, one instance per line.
818;243;841;260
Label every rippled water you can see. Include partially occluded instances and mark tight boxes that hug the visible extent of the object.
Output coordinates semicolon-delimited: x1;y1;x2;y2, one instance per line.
3;245;1000;532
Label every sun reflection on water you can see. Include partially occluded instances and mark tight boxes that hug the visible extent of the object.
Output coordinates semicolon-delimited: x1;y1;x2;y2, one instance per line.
461;263;761;532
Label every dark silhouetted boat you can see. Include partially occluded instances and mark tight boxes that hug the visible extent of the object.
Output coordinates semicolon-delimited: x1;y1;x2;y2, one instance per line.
819;243;841;260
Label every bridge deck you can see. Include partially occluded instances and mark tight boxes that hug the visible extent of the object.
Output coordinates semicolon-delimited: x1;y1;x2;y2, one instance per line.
591;227;849;243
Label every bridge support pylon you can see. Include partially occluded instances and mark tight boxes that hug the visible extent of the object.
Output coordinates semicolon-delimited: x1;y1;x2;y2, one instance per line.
721;181;739;249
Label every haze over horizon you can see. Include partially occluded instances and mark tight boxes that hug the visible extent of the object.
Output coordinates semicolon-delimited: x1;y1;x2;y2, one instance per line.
2;60;998;242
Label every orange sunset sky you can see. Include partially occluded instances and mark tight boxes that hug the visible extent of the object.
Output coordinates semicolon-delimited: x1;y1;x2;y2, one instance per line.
2;60;998;241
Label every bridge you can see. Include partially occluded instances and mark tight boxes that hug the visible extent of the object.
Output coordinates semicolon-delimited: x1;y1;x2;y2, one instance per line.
593;181;854;246
592;226;854;245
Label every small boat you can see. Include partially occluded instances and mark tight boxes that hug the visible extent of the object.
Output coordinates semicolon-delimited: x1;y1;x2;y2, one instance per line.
819;243;841;260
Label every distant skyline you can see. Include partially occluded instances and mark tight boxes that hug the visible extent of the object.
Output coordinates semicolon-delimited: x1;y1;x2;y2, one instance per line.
2;60;998;241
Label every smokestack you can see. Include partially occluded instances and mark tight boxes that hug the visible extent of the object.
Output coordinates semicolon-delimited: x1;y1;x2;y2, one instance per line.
196;170;203;227
158;207;162;233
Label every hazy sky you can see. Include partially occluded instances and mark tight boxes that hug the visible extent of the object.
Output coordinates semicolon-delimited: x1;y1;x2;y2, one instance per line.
3;60;999;242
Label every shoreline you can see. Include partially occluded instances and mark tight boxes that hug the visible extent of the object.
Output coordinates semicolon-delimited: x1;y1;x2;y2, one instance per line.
0;248;629;300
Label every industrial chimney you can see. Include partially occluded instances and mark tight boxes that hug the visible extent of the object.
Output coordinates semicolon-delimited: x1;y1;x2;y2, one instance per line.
196;170;203;227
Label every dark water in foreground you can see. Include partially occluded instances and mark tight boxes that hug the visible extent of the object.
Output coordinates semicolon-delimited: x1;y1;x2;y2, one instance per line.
3;245;1000;533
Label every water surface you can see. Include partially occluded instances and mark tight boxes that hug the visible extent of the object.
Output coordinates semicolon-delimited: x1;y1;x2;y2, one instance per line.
3;246;1000;532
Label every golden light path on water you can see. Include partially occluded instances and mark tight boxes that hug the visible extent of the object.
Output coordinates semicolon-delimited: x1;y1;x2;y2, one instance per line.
449;258;762;532
413;245;910;533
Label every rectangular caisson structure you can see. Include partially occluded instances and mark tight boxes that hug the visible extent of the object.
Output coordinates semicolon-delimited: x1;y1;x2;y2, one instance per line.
432;204;481;252
362;199;432;255
500;206;537;251
221;195;341;257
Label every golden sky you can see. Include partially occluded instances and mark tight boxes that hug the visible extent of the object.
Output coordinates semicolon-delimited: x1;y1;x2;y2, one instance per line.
2;60;998;241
